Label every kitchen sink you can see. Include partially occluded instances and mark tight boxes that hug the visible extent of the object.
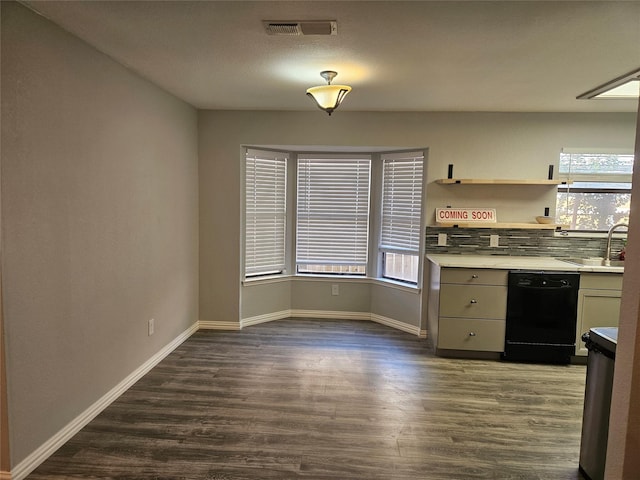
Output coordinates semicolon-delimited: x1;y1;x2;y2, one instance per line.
562;258;625;267
607;260;626;267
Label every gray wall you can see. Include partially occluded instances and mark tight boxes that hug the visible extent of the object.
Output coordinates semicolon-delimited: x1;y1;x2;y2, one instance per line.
291;279;371;313
1;2;199;466
198;111;636;327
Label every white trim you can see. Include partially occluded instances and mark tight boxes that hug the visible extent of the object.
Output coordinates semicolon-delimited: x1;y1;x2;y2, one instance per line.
290;309;371;321
198;320;241;330
370;313;421;336
370;277;420;293
9;322;199;480
241;310;291;327
242;274;292;286
243;310;423;337
289;309;422;336
243;274;420;293
291;274;369;283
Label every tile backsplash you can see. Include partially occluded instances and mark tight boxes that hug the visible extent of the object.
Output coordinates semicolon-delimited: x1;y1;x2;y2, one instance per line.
426;226;626;259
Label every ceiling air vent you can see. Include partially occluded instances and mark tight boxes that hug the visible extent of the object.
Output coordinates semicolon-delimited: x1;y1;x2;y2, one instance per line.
264;21;337;36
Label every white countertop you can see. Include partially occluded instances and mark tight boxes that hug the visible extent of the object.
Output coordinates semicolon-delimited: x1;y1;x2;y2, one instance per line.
426;254;624;274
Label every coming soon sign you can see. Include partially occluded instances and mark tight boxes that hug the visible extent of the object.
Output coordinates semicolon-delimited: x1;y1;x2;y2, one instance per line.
436;208;497;223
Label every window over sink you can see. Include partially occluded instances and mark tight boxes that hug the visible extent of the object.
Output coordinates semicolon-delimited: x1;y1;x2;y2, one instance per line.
556;150;633;231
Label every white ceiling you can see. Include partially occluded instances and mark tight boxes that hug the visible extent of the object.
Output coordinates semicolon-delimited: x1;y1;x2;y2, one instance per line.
22;0;640;113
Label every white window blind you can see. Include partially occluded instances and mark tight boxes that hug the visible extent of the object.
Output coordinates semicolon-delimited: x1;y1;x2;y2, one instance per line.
296;154;371;269
380;151;424;254
245;149;287;276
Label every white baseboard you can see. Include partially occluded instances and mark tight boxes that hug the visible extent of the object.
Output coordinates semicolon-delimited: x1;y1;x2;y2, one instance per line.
8;322;199;480
241;310;291;327
370;313;422;336
290;310;422;336
197;320;241;330
290;309;371;321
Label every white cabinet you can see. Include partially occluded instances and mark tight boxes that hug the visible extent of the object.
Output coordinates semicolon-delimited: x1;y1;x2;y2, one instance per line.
428;265;507;354
575;274;623;356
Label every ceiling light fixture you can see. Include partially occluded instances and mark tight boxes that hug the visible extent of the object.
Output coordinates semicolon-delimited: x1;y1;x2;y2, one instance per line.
306;71;352;115
577;67;640;99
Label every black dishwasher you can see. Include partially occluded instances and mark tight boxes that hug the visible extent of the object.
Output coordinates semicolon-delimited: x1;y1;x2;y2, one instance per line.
503;271;580;364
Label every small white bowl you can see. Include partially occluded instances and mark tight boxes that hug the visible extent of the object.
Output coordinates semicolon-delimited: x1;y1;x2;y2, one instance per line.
535;216;554;224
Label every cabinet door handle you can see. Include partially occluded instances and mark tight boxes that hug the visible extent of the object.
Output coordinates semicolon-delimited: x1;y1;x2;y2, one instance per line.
470;299;478;304
468;332;476;337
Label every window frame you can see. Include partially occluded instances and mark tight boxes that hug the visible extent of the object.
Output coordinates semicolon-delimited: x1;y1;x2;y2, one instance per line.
556;149;633;232
295;153;372;276
379;151;425;284
243;148;288;278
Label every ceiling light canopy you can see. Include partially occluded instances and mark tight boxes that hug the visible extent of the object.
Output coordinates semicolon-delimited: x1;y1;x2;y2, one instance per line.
306;71;352;116
577;67;640;99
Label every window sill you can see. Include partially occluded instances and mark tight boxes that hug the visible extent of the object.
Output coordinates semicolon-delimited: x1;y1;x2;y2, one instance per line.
293;273;369;282
243;274;420;293
371;277;421;293
242;274;292;286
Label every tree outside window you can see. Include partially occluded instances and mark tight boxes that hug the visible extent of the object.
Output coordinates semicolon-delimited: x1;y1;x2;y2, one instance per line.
556;152;633;231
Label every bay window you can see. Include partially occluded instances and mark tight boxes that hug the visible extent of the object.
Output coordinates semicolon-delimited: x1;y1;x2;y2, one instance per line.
243;147;426;285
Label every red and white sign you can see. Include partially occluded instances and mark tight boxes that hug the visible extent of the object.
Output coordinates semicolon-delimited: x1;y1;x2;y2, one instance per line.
436;208;497;223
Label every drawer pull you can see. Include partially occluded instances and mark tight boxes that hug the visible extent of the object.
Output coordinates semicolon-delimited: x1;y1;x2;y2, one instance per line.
471;274;479;279
468;332;476;337
470;299;478;304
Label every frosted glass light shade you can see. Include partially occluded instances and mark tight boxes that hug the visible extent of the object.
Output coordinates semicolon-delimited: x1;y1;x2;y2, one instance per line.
306;84;352;115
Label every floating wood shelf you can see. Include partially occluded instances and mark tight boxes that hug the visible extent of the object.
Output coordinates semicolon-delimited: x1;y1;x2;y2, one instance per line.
435;179;571;185
435;222;567;230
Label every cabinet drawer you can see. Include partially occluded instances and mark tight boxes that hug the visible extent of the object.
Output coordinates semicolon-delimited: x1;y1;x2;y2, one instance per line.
580;273;623;290
439;284;507;319
438;318;506;352
441;268;508;286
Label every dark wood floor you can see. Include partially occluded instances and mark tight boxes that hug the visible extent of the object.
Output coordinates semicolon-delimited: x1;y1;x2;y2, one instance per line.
27;319;588;479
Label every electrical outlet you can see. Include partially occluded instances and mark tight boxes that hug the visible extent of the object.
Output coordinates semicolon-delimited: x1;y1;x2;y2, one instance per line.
490;234;499;247
438;233;447;246
331;284;339;296
148;318;155;336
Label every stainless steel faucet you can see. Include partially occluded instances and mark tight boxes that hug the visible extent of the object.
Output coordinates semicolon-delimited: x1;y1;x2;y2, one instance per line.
604;222;628;266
